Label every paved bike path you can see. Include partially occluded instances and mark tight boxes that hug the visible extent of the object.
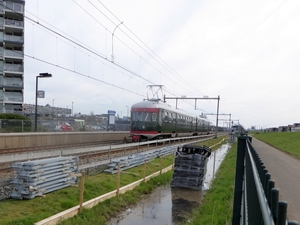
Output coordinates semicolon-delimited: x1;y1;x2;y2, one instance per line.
252;138;300;222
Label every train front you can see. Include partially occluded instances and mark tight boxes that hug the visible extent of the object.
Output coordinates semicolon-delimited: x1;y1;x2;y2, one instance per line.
130;101;161;142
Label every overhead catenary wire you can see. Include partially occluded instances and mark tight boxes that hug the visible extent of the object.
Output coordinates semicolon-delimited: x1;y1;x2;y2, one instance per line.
75;1;209;109
23;4;185;100
91;0;205;97
24;53;145;97
3;1;214;114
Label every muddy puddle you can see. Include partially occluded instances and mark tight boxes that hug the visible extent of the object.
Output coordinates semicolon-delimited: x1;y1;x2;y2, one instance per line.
109;143;231;225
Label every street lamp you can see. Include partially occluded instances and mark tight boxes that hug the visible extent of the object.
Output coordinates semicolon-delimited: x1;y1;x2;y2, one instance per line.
52;99;55;118
111;21;123;63
72;102;74;116
126;105;129;118
35;73;52;132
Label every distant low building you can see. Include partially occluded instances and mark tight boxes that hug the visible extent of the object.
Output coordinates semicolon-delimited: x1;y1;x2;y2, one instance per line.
291;123;300;132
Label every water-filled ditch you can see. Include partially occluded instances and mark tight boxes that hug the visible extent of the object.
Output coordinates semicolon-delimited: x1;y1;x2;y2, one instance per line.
109;143;231;225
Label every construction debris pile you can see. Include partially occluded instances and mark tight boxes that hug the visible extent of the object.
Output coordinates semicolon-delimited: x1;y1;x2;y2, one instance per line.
10;156;78;199
171;144;211;190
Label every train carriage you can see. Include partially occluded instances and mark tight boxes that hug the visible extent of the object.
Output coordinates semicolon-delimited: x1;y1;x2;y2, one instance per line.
130;99;211;141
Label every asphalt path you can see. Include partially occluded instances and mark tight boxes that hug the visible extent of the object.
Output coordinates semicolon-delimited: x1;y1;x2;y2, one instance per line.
252;138;300;222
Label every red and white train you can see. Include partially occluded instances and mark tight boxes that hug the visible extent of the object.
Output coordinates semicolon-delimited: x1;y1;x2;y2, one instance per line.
130;99;212;142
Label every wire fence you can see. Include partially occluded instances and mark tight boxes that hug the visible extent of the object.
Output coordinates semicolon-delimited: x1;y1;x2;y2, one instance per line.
0;119;130;133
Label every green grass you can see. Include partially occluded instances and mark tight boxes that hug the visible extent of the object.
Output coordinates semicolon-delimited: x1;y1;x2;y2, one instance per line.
186;142;237;225
0;156;174;225
59;172;173;225
253;132;300;158
0;137;227;225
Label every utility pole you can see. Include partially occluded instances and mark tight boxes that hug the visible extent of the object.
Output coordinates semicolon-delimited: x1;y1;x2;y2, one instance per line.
205;113;231;132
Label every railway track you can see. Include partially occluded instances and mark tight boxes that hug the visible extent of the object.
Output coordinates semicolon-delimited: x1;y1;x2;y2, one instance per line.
0;135;215;192
0;140;123;155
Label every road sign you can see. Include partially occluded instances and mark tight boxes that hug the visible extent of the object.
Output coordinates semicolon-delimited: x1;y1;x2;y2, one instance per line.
37;90;45;98
108;110;116;114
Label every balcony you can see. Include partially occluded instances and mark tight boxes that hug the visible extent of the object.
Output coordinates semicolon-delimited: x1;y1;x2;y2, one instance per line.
0;81;23;90
4;19;24;29
4;64;23;73
4;2;24;14
4;35;24;44
3;96;23;103
4;50;23;59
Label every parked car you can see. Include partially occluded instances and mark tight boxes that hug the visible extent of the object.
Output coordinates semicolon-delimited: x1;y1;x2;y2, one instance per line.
55;123;73;132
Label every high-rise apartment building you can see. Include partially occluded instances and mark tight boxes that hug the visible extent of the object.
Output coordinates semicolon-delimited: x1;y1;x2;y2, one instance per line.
0;0;25;114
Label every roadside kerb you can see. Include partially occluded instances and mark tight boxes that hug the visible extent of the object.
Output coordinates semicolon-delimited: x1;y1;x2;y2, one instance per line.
35;165;173;225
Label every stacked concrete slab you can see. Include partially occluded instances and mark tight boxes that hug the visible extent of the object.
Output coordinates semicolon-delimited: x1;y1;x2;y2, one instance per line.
171;145;211;190
10;156;78;199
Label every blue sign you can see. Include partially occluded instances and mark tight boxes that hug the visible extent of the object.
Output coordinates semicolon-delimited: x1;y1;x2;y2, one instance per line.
108;110;116;115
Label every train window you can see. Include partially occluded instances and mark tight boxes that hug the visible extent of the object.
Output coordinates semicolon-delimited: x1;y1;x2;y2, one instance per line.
152;113;157;121
144;113;150;121
138;112;143;121
164;111;168;122
132;112;151;121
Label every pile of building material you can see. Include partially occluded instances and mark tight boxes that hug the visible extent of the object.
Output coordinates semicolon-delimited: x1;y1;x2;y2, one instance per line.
104;146;175;174
171;145;211;190
10;156;78;199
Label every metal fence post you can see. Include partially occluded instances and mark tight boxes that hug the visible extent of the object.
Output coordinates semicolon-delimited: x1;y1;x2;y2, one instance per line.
277;201;287;225
267;180;275;207
271;188;279;223
232;135;249;225
79;172;85;213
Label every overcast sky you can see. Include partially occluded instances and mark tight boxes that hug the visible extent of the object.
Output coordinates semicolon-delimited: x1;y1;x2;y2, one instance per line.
23;0;300;129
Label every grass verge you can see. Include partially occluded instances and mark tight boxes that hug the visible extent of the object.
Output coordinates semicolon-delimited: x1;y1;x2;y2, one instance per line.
187;141;237;225
253;132;300;158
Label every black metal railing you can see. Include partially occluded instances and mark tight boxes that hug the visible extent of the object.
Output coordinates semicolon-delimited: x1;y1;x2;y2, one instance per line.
232;135;299;225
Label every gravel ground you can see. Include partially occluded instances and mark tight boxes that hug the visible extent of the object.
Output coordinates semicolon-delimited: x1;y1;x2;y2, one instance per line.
252;138;300;222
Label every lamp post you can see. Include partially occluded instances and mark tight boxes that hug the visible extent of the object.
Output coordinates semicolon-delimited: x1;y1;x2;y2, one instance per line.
35;73;52;132
126;105;129;118
52;99;55;118
111;21;123;63
72;102;74;116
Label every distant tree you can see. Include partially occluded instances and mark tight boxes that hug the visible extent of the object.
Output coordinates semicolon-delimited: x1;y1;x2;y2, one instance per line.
0;113;30;120
0;113;32;132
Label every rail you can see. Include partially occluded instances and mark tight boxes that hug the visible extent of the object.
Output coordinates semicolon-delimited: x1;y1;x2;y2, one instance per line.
0;135;216;185
232;135;299;225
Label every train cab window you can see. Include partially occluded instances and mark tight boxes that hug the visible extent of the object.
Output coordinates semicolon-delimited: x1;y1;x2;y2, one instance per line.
137;112;143;121
132;111;158;122
144;113;150;121
152;113;157;121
